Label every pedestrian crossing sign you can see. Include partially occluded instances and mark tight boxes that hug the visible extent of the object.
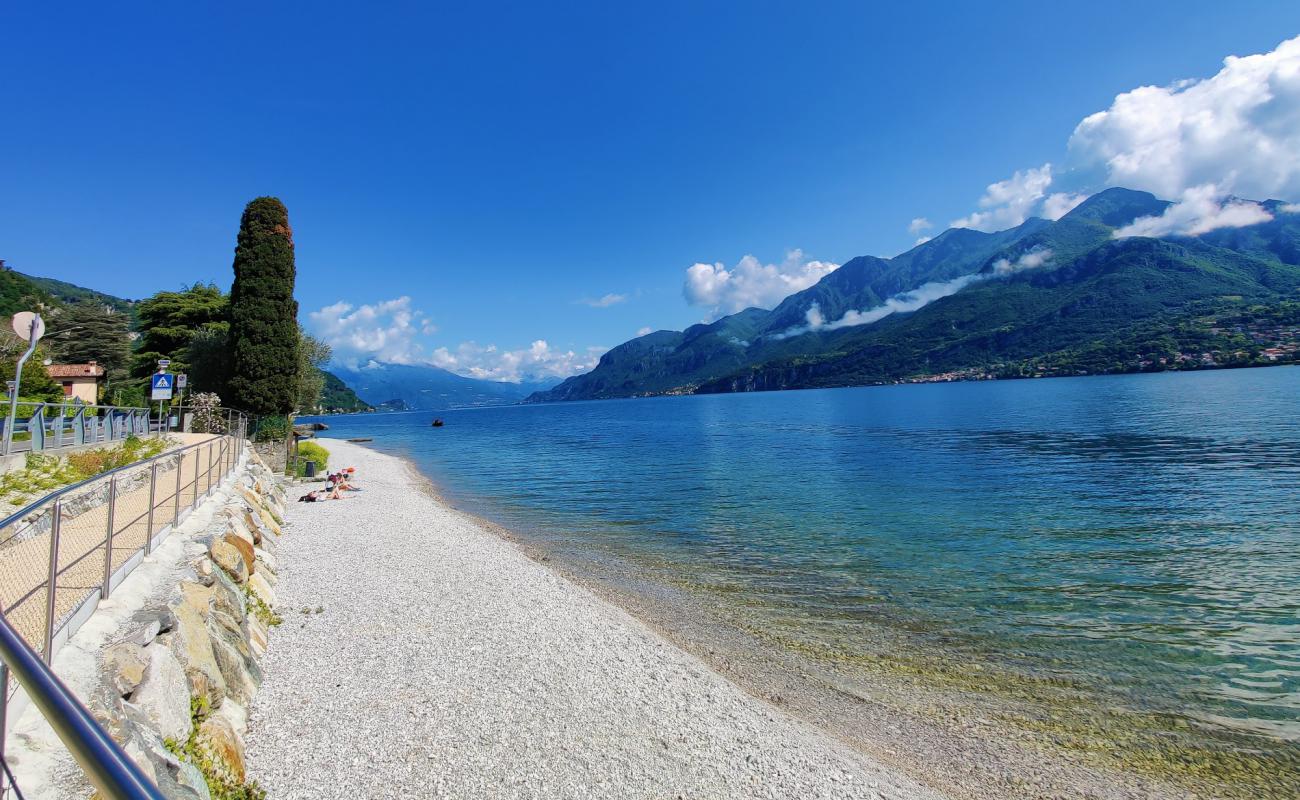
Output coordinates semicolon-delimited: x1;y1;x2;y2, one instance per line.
151;372;174;401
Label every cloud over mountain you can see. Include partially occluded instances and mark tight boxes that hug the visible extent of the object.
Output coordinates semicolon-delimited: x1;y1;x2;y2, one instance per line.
683;249;839;319
430;340;605;383
940;35;1300;239
308;296;603;383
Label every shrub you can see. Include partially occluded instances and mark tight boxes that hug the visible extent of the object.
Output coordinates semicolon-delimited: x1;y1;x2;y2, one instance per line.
251;415;289;442
190;392;228;434
294;441;329;477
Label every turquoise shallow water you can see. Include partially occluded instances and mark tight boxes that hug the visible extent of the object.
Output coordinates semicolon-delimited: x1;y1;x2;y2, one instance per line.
303;368;1300;759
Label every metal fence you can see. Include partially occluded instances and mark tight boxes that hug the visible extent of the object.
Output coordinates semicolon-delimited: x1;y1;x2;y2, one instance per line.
0;423;246;664
0;402;152;456
0;412;249;799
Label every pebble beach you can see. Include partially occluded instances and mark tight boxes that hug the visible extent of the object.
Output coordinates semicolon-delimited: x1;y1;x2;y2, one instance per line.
244;439;946;800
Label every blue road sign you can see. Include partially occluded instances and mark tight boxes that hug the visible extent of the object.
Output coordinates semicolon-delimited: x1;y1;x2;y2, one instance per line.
150;373;174;401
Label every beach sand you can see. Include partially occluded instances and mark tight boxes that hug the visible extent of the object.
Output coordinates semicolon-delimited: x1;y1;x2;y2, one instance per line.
244;439;947;800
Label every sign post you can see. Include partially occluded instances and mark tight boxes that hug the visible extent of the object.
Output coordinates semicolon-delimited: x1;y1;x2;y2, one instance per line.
4;312;45;456
175;374;187;430
151;362;173;436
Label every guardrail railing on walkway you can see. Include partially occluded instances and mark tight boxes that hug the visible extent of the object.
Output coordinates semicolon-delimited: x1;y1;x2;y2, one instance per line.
0;411;249;798
0;402;152;457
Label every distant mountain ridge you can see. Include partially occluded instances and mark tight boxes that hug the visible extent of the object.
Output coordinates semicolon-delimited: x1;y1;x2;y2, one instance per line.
530;188;1300;401
329;361;554;411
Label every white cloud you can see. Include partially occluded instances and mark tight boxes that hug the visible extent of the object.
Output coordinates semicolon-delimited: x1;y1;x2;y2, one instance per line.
1042;192;1087;221
308;296;432;366
635;326;653;337
430;340;604;383
770;248;1057;341
1114;184;1273;239
938;37;1300;240
578;293;627;308
683;249;840;319
1069;36;1300;203
950;164;1054;232
770;274;982;340
991;247;1055;275
908;217;933;236
1281;203;1300;213
913;236;932;246
310;296;602;383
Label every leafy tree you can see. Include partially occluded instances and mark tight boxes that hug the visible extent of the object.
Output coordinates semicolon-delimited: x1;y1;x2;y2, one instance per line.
44;304;133;402
186;322;232;399
46;304;131;375
132;283;228;379
0;323;64;402
296;327;331;413
227;198;299;416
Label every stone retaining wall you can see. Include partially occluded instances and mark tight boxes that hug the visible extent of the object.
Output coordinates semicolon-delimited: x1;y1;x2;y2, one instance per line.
91;449;288;799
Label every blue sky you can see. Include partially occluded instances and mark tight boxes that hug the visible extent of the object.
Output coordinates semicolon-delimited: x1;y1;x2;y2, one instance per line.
2;2;1298;381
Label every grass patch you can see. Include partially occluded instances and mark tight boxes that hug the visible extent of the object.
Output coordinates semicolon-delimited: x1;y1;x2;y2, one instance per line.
244;586;282;627
164;696;266;800
0;434;170;506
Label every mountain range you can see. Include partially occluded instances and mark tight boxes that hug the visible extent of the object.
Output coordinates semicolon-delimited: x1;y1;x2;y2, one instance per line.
528;188;1300;401
328;362;554;411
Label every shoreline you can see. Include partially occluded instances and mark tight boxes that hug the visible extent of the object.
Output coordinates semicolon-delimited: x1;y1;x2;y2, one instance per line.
249;437;1294;799
381;454;1199;800
245;439;949;799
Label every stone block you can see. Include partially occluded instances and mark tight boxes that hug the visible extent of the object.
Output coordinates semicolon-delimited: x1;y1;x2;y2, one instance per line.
129;644;191;742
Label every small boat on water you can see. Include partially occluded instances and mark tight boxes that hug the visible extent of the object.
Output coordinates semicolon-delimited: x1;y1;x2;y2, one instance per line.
431;418;444;427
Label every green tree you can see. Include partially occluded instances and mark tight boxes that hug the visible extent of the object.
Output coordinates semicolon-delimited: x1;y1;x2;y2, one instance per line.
186;322;232;399
296;326;331;413
0;323;64;402
45;304;133;402
132;284;228;379
227;198;299;416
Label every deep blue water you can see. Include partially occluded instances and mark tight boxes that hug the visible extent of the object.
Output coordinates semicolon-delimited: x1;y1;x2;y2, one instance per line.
304;368;1300;748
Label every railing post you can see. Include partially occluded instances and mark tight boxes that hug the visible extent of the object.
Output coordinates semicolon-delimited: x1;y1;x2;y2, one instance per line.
30;403;46;452
145;462;158;556
173;451;182;524
191;449;201;510
43;500;63;663
0;662;8;795
72;404;85;445
101;477;117;600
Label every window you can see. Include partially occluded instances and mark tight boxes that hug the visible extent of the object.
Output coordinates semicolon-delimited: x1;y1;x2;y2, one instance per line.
62;381;73;396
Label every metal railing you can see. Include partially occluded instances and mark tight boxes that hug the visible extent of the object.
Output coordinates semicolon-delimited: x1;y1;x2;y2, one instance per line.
0;616;165;799
0;402;152;457
0;411;249;798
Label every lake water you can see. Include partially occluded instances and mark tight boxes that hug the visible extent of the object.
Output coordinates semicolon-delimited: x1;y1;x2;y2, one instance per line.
303;368;1300;790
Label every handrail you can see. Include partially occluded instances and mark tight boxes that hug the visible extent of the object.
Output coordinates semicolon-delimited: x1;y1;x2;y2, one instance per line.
0;409;250;796
0;616;165;799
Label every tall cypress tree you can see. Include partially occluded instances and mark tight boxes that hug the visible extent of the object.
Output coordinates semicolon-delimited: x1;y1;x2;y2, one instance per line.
228;197;299;416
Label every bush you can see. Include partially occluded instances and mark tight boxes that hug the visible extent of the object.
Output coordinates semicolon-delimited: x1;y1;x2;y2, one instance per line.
252;415;289;442
294;441;329;477
2;435;169;506
190;392;228;434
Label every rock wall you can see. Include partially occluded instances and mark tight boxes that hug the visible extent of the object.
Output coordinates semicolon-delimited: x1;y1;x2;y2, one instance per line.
250;441;287;475
93;449;287;799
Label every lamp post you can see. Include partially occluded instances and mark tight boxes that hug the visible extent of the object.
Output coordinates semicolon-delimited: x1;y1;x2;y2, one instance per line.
3;312;45;457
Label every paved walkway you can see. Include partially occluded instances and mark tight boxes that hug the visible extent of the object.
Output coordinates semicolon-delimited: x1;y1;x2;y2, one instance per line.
0;434;231;656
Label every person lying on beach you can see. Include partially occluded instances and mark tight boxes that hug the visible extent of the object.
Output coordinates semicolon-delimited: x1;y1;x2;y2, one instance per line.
298;485;349;502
